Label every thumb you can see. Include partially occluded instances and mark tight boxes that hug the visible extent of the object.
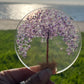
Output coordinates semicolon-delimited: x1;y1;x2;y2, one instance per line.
25;69;52;84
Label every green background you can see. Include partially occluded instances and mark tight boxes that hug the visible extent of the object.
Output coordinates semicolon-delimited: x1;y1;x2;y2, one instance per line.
0;30;84;84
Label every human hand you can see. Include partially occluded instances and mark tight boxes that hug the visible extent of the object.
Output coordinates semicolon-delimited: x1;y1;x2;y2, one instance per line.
0;66;55;84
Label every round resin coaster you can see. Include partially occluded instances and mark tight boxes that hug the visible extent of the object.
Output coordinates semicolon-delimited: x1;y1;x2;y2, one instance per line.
15;7;81;74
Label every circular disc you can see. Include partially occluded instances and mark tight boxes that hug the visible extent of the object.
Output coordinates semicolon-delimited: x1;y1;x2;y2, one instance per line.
15;7;82;74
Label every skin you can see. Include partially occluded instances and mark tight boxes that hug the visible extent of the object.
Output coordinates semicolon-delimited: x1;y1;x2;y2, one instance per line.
0;66;55;84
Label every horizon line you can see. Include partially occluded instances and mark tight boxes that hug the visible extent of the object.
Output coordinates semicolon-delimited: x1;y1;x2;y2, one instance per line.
0;1;84;6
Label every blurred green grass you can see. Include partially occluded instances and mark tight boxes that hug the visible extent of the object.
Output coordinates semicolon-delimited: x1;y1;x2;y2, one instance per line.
0;30;84;84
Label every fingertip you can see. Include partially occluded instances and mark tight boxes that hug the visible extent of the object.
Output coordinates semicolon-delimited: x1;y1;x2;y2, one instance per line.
30;65;41;72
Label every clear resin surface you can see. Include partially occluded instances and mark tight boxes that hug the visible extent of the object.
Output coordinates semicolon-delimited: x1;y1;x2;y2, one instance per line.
15;7;81;74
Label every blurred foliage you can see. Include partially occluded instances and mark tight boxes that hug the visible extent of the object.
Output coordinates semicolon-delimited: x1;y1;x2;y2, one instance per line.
0;30;84;84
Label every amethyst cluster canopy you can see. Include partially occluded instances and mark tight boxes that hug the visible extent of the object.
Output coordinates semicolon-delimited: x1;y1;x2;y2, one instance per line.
16;8;80;58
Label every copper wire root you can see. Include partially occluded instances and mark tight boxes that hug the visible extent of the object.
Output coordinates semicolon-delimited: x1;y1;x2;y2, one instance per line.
40;62;57;74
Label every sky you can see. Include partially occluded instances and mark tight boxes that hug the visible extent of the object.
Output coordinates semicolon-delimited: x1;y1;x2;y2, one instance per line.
0;0;84;5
